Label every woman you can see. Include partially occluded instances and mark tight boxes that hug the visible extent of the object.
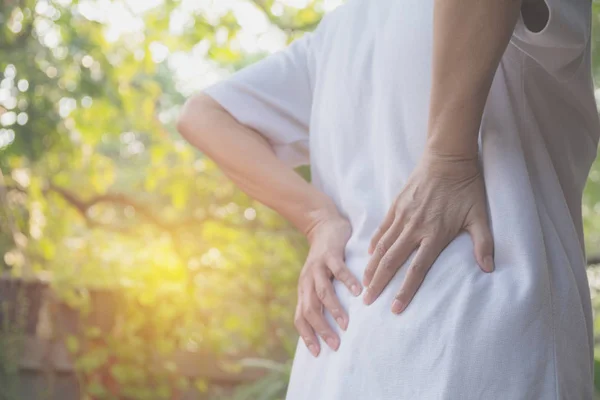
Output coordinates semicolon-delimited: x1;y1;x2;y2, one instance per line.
177;0;599;398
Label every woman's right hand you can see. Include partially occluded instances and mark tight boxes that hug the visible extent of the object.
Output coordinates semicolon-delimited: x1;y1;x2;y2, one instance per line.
295;214;363;357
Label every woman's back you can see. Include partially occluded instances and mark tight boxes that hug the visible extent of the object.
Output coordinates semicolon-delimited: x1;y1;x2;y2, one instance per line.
202;0;599;398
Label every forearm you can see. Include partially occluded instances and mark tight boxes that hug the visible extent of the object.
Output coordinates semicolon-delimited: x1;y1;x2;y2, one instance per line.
427;0;522;158
177;93;339;239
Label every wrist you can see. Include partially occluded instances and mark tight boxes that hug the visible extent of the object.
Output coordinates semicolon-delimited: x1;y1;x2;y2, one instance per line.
426;97;484;160
419;147;481;180
425;134;479;161
302;201;348;245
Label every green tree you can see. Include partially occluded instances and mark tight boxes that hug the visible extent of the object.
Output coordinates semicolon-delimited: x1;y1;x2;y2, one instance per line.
0;0;324;397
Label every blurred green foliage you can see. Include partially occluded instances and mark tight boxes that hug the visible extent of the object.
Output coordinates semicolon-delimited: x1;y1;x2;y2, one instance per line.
1;0;600;398
0;0;324;397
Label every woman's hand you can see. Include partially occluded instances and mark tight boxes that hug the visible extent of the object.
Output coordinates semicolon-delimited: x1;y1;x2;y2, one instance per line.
362;151;494;314
295;214;362;357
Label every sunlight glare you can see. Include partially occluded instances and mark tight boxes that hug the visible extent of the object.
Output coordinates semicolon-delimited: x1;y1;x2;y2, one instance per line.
233;2;269;34
279;0;309;9
150;42;170;63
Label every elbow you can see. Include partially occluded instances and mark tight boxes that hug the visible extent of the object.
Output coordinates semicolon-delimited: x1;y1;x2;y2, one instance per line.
176;93;217;146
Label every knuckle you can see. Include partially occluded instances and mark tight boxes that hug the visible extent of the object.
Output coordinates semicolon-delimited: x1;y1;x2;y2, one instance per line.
403;222;418;237
339;273;352;286
303;301;320;318
410;262;426;276
375;241;388;257
406;210;421;224
335;267;350;281
394;290;405;301
320;327;335;336
302;307;315;319
418;239;431;251
366;286;378;297
328;261;343;275
294;310;306;329
380;255;395;272
315;286;327;301
303;336;314;346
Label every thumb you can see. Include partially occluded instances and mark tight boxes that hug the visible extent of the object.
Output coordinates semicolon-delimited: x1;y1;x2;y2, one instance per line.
466;214;495;273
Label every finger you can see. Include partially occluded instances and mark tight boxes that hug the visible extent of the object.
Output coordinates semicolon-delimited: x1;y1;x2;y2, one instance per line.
314;271;349;331
303;290;340;351
368;205;396;255
466;213;495;273
294;306;320;357
363;221;403;287
364;228;416;305
392;239;442;314
327;255;362;296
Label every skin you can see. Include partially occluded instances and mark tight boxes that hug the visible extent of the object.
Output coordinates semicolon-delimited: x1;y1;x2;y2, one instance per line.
363;0;525;312
178;0;548;356
177;94;362;357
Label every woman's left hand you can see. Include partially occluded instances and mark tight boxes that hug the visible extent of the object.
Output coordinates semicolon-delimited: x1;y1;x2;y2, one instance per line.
362;151;495;314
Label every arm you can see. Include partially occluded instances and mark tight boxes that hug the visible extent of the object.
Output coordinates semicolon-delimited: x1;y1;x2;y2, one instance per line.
177;93;362;357
426;0;522;158
363;0;524;312
177;93;336;238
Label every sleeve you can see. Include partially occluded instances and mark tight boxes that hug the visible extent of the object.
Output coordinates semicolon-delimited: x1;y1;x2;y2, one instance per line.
202;34;315;168
510;0;591;74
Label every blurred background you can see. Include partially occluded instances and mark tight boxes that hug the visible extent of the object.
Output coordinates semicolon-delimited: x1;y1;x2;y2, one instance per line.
1;0;600;399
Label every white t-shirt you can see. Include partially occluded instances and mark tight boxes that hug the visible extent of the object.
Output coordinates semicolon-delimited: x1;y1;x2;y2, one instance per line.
204;0;599;398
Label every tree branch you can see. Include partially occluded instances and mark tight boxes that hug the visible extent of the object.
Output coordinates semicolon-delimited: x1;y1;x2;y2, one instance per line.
49;183;175;231
1;181;300;239
45;183;299;235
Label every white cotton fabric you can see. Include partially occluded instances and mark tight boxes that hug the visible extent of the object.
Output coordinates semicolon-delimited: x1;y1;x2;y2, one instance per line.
203;0;599;398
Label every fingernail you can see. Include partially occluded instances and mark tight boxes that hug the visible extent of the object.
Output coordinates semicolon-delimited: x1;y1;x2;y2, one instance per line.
362;289;371;305
336;317;346;330
483;256;495;273
308;344;319;357
351;284;362;296
392;299;405;314
325;337;338;350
